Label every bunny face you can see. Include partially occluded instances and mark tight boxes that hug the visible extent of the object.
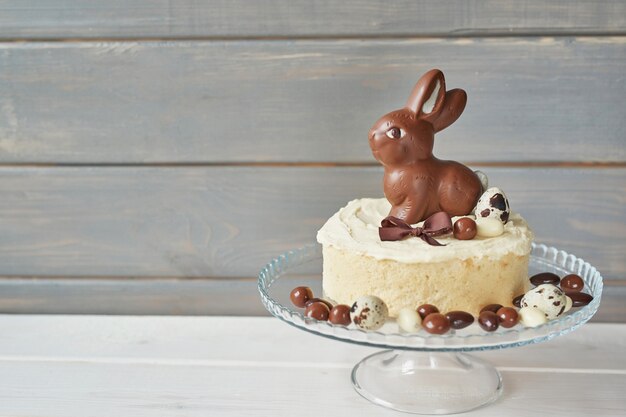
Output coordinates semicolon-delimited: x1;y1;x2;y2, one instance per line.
369;109;435;165
369;70;466;167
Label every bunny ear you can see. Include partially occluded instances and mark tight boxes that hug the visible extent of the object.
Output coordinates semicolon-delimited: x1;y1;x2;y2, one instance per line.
431;88;467;133
405;69;446;120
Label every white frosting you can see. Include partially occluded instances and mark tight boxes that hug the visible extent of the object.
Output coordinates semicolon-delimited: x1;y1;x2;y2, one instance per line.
317;198;533;263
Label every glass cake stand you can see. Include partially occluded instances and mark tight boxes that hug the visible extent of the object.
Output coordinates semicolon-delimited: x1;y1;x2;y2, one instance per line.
258;243;603;415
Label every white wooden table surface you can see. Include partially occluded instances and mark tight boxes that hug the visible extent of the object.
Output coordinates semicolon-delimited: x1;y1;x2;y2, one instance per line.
0;316;624;417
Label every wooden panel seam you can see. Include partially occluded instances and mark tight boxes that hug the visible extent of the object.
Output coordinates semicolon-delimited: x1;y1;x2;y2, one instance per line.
1;0;625;39
2;32;626;43
0;162;625;168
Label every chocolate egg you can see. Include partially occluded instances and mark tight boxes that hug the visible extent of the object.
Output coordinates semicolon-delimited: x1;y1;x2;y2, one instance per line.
350;295;388;330
496;307;519;328
422;313;451;335
453;217;477;240
329;304;352;326
397;307;422;332
290;286;313;308
530;272;560;286
520;284;567;320
480;304;503;314
445;311;474;329
475;218;504;237
475;187;510;224
475;170;489;190
305;298;333;311
478;311;499;332
518;306;547;327
416;304;439;320
304;301;330;321
560;274;584;292
566;291;594;307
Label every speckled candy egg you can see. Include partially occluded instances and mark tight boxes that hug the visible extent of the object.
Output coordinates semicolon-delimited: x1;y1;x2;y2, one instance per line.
520;284;567;320
350;295;388;331
475;187;510;224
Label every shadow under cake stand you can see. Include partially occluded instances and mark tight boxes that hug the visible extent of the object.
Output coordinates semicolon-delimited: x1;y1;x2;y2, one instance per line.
258;243;603;415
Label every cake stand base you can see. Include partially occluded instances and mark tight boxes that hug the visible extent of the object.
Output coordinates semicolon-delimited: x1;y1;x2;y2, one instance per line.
351;350;503;415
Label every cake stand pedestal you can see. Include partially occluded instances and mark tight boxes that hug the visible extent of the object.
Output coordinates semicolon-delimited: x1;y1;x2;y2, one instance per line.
258;243;602;415
352;350;501;414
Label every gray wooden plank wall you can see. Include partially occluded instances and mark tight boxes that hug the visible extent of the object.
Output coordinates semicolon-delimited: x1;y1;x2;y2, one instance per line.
0;1;624;320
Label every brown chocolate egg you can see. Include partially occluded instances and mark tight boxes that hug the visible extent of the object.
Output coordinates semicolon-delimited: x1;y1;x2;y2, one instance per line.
453;217;477;240
417;304;439;320
480;304;503;314
290;286;313;308
566;291;593;307
422;313;451;334
530;272;560;286
445;311;474;329
305;298;333;311
304;301;330;321
512;294;524;308
478;311;499;332
560;274;584;292
496;307;519;328
329;304;352;326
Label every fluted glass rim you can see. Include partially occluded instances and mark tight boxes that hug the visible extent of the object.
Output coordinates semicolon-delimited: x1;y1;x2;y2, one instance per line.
258;243;602;352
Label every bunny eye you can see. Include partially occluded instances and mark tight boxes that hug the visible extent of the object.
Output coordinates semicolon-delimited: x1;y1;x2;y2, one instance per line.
386;127;404;139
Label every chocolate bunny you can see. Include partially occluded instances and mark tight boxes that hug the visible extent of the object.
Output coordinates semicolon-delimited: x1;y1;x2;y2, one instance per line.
369;69;482;224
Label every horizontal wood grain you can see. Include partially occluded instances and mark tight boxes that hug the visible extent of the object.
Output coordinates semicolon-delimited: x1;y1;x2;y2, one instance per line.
0;316;623;367
0;0;625;39
2;363;624;417
0;277;623;322
0;166;623;278
0;317;623;416
1;37;625;163
0;277;263;316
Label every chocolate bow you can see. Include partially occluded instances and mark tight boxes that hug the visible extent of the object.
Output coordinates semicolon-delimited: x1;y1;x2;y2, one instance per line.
379;212;453;246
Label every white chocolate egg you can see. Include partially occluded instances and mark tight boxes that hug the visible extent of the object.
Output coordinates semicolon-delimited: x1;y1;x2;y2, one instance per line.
519;307;548;327
397;307;421;333
350;295;388;330
475;218;504;237
520;284;568;320
475;187;510;224
474;170;489;191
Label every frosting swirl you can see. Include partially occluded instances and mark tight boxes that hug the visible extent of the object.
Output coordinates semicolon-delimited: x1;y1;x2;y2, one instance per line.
317;198;533;263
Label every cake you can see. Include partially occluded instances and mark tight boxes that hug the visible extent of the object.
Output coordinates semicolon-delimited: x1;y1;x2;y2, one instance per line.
316;69;534;317
317;198;533;317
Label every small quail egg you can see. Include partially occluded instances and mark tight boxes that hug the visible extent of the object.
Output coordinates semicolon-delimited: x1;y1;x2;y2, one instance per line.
475;187;510;224
350;295;388;331
521;284;567;320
